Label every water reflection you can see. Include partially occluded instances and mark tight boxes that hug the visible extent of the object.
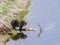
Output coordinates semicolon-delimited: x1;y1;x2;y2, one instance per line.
11;32;27;40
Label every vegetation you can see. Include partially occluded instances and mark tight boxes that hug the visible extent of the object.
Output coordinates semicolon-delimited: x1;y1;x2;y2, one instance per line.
0;0;31;45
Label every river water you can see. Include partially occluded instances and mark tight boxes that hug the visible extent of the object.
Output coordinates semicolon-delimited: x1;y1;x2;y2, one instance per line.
7;0;60;45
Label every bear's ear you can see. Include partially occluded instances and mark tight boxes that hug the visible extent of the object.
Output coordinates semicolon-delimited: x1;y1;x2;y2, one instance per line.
11;20;20;29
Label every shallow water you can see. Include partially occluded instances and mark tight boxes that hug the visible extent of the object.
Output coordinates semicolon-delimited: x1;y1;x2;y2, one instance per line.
7;0;60;45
